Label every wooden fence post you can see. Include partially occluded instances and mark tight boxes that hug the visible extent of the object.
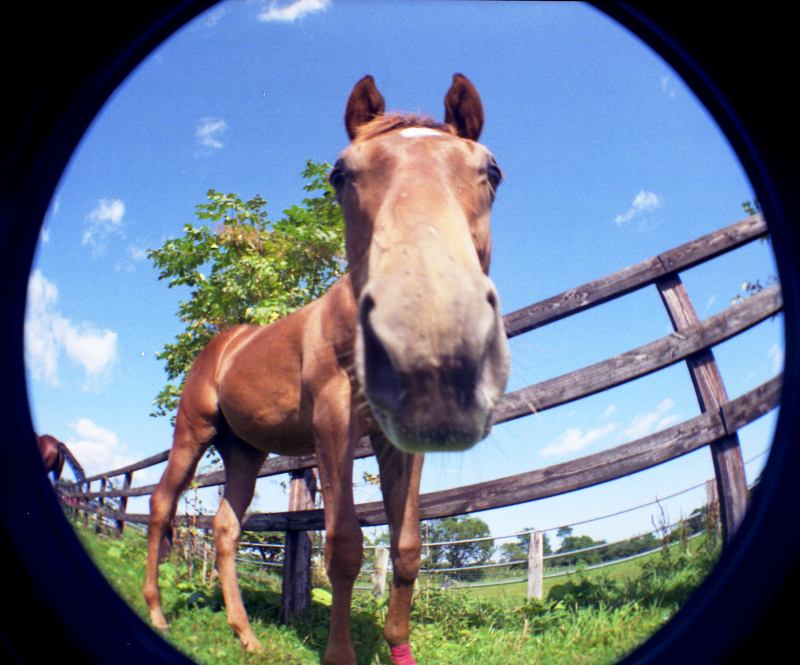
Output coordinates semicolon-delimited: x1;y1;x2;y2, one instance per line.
657;274;749;544
116;471;132;537
280;467;317;624
706;479;721;539
82;480;90;528
527;531;543;601
372;546;390;597
96;477;107;535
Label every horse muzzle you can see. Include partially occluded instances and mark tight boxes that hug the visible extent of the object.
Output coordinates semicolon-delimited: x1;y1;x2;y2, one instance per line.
356;282;510;453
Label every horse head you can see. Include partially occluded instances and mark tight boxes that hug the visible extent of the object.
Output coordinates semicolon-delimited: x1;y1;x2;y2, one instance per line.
333;74;510;453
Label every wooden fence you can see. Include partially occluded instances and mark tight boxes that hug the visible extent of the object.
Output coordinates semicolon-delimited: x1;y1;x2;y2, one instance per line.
62;213;781;618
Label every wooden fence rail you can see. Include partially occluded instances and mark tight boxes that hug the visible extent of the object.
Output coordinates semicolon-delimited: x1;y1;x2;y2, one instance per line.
62;213;781;618
74;216;774;501
502;213;767;336
73;373;780;532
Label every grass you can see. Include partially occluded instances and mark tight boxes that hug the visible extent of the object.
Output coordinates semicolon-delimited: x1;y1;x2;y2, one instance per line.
73;519;719;665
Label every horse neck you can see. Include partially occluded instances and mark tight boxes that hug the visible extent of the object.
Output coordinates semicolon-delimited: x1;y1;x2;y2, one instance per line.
61;444;85;481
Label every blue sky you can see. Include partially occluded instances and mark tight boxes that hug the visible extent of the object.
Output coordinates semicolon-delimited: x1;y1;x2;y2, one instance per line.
26;1;781;548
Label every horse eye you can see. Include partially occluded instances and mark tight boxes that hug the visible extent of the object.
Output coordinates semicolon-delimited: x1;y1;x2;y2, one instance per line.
486;160;503;188
329;163;347;190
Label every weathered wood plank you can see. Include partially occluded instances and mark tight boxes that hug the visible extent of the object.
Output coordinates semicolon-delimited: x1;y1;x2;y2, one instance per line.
78;216;771;498
82;450;169;483
657;214;768;273
503;214;767;337
721;374;782;431
372;547;390;597
502;256;666;337
115;471;132;536
494;284;781;425
527;531;544;601
214;409;723;530
280;469;317;624
78;373;781;531
657;274;749;544
80;437;374;500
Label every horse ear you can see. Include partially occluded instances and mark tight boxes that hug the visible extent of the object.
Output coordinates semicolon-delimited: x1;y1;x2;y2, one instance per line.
345;75;386;141
444;73;484;141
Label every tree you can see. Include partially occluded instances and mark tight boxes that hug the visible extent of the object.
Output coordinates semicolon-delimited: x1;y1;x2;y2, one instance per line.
147;161;345;420
422;516;494;570
602;532;659;562
553;528;607;568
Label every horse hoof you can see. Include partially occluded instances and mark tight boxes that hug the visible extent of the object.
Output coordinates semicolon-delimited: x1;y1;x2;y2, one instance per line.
148;611;169;632
242;636;262;653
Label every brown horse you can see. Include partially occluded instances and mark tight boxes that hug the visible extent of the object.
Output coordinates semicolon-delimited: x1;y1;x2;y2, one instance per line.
37;434;65;482
143;74;510;665
36;433;85;483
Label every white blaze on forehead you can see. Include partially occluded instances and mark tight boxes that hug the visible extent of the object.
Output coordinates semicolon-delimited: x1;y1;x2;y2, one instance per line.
399;127;446;139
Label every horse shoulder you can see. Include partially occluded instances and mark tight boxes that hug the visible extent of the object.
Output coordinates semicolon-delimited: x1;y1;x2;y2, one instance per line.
300;278;357;382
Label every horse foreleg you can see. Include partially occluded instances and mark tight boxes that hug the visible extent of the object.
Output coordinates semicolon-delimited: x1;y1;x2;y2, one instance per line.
212;439;267;653
143;417;213;631
372;432;424;665
314;393;363;665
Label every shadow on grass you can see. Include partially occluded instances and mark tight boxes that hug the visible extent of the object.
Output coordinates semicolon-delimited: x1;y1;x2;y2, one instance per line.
191;583;386;665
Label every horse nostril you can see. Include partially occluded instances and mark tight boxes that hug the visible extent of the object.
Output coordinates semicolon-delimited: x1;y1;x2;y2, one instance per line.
486;287;499;314
359;295;402;411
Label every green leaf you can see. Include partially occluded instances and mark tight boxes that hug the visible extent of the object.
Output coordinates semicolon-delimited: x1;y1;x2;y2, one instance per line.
148;160;344;423
312;587;333;606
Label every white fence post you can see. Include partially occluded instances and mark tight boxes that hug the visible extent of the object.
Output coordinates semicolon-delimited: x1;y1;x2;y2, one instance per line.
527;531;543;601
372;546;390;596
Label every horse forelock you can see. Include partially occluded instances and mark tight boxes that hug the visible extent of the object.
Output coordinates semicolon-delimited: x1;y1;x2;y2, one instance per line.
352;113;454;143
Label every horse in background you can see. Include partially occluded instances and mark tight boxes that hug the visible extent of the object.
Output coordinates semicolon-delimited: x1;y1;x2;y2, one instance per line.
143;73;509;665
37;434;64;482
36;433;85;483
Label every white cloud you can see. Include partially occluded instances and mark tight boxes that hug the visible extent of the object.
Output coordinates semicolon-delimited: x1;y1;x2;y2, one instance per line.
541;422;617;458
25;271;60;385
661;75;677;99
83;198;125;254
620;398;677;440
25;270;118;387
66;418;136;477
614;190;664;226
601;404;618;420
203;6;227;27
769;342;784;373
258;0;330;22
196;117;228;149
113;244;148;273
88;198;125;226
128;244;147;262
55;319;117;378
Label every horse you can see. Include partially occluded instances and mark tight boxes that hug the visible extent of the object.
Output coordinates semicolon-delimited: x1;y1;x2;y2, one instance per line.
36;433;85;483
143;73;510;665
37;434;65;482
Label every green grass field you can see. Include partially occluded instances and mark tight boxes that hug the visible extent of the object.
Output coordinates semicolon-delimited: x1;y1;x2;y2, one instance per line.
451;535;710;603
73;520;718;665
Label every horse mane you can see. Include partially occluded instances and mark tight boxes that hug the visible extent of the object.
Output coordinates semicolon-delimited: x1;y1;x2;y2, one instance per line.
353;112;454;143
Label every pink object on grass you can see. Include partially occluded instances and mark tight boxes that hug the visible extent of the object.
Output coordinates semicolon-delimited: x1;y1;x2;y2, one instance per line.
389;642;417;665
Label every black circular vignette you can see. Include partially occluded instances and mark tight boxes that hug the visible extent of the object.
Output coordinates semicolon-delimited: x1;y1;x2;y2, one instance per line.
0;3;796;664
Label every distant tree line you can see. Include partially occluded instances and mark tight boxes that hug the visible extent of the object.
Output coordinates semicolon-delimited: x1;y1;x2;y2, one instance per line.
418;503;713;582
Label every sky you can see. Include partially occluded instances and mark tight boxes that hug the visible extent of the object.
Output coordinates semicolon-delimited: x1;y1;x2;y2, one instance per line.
26;1;782;552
